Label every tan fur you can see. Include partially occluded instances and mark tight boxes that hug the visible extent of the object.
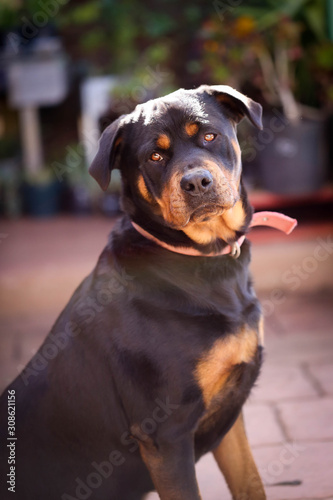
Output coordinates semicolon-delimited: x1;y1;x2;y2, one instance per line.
258;315;264;346
195;326;258;407
156;134;171;150
114;137;122;148
215;94;244;124
183;199;245;245
157;172;188;227
231;138;241;162
157;158;242;233
221;199;246;233
215;94;230;105
183;217;231;245
137;175;154;203
185;122;199;137
213;412;266;499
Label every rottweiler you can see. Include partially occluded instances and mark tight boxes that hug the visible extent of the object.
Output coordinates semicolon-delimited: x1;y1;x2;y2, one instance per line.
0;85;271;500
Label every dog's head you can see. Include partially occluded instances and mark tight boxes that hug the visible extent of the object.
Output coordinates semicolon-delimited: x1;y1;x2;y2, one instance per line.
90;85;262;251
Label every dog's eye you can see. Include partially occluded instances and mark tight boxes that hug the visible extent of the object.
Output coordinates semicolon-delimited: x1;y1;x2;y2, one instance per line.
204;133;216;142
150;152;164;162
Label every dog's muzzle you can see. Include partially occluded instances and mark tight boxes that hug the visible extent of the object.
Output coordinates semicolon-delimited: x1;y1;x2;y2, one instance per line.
180;169;213;196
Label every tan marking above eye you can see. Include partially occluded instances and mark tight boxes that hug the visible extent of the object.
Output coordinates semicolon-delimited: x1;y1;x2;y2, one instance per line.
185;122;199;137
156;134;171;149
204;133;216;142
150;152;164;162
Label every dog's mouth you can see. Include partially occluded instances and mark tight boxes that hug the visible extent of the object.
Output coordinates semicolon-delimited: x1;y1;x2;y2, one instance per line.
190;204;225;223
165;180;240;229
166;199;237;229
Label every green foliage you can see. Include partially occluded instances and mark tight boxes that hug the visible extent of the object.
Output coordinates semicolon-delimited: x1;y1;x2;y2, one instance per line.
81;31;105;52
0;0;47;29
68;3;99;24
314;43;333;69
23;167;57;186
0;137;19;160
1;0;332;108
199;0;333;107
0;3;20;29
55;0;214;84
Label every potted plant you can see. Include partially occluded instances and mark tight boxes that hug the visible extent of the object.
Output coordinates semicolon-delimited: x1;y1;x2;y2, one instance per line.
52;142;122;216
198;0;333;194
236;0;331;194
21;167;62;217
0;137;21;217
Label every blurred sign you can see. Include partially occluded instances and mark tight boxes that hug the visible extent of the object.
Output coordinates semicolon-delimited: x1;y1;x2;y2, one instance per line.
8;56;67;108
80;76;120;166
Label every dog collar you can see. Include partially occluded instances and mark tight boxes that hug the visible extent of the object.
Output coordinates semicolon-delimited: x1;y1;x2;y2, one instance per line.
131;211;297;258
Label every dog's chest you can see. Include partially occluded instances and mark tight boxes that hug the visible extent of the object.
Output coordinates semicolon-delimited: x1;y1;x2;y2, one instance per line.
194;326;259;408
192;327;262;455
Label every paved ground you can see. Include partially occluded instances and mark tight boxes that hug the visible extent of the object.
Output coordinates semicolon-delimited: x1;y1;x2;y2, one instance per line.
0;216;333;499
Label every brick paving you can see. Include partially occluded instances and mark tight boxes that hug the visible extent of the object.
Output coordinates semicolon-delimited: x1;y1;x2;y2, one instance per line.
0;216;333;499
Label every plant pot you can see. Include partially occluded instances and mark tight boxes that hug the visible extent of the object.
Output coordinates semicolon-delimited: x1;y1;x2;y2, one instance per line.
0;157;22;217
22;179;61;217
68;184;92;214
257;114;327;194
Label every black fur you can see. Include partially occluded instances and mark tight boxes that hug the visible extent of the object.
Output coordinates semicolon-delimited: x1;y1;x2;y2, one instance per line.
0;85;263;500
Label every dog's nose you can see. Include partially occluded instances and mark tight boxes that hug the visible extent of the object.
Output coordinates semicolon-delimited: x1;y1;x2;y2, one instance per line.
180;170;213;196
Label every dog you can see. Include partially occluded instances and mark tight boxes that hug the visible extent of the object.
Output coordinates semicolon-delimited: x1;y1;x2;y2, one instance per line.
0;85;270;500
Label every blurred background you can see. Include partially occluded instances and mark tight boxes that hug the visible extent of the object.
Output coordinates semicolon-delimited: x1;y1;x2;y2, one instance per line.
1;1;333;499
1;0;333;215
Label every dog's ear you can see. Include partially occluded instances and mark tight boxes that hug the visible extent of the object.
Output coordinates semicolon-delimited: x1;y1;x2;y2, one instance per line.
202;85;263;130
89;116;125;191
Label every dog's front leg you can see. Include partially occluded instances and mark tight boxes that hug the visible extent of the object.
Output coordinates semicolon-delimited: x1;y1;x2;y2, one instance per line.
131;424;202;500
212;412;266;500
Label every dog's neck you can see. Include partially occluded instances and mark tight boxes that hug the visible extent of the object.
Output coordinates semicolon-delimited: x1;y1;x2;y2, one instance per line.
131;212;297;258
126;180;296;256
127;181;252;255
